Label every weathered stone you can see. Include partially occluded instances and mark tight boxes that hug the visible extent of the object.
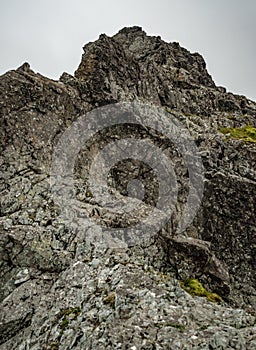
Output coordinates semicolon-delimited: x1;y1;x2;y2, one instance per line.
0;27;255;349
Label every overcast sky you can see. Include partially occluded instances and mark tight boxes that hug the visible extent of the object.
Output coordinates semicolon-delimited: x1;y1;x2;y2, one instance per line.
1;0;255;101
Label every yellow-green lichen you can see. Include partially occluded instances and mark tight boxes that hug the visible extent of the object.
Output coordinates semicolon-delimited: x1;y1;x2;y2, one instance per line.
169;323;185;332
158;272;169;282
180;278;222;303
220;125;256;143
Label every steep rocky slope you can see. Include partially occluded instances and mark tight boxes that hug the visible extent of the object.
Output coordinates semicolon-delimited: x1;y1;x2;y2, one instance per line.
0;27;255;349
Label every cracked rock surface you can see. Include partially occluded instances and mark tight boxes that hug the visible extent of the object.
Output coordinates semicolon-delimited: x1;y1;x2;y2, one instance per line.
0;27;256;349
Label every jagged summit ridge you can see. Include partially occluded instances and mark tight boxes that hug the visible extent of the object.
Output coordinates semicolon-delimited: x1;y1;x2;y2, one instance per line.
74;26;214;105
70;26;254;116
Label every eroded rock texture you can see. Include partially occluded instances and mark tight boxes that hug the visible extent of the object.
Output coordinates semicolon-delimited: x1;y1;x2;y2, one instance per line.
0;27;255;349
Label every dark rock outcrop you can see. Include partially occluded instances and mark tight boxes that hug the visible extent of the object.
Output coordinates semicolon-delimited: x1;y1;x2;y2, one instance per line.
0;27;255;349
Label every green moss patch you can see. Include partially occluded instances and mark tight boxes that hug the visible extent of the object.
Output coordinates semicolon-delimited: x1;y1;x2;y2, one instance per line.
169;323;185;332
58;307;81;339
180;278;222;303
220;125;256;143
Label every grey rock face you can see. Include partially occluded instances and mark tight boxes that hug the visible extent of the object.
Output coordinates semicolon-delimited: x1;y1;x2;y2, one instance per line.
0;27;255;349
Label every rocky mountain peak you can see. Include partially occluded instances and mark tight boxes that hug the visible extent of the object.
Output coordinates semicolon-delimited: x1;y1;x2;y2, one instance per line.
0;27;255;349
116;25;145;34
73;27;255;117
